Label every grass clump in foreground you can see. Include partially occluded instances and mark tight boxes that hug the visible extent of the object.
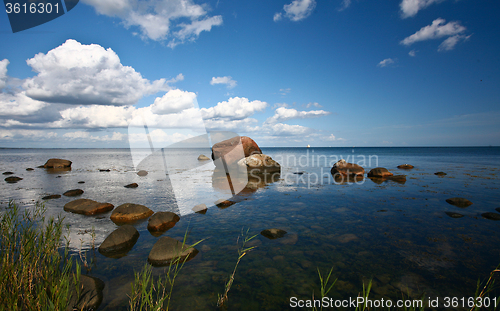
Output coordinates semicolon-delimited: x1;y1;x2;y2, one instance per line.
0;200;82;311
313;265;500;311
128;230;203;311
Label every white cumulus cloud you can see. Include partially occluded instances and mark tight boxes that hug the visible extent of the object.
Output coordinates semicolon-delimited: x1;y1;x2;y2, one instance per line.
0;59;9;90
274;0;316;22
200;97;267;120
265;123;312;136
151;89;197;114
0;91;48;116
82;0;222;47
438;34;471;52
210;76;237;89
23;39;171;106
400;18;466;46
400;0;444;18
266;107;330;124
377;58;396;67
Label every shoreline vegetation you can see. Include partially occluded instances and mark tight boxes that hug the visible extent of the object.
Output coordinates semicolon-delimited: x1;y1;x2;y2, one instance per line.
1;201;499;310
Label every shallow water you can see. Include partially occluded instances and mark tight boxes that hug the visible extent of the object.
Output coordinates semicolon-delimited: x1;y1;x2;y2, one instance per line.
1;147;499;310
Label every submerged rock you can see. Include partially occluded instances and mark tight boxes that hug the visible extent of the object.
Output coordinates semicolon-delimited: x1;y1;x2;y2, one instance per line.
237;154;281;174
148;236;199;266
367;167;393;178
98;225;139;258
64;199;114;215
26;168;34;171
435;172;447;176
124;183;139;188
66;275;104;311
192;204;208;214
99;169;110;172
446;197;473;208
215;199;235;209
78;181;85;184
261;228;287;239
137;170;148;176
331;159;365;177
147;212;180;232
5;176;22;183
43;158;72;169
387;175;406;183
482;212;500;221
397;164;414;169
2;171;14;175
42;194;61;200
110;203;154;224
198;154;210;161
445;211;464;218
63;189;84;197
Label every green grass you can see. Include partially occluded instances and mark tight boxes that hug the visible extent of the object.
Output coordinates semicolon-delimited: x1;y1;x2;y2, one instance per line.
0;200;82;311
128;229;203;311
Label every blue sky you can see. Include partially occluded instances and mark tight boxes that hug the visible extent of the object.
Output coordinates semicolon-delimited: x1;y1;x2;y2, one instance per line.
0;0;499;148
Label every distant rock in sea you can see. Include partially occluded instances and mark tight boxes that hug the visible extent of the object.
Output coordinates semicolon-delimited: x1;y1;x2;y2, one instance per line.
482;212;500;221
198;154;210;161
124;183;138;188
331;159;364;177
5;176;22;183
98;225;139;258
64;199;114;215
192;204;208;214
367;167;393;178
237;154;281;174
446;197;473;208
63;189;84;197
397;164;414;169
261;228;287;239
148;236;199;266
137;170;148;176
147;211;180;232
110;203;154;224
42;194;61;200
42;158;72;169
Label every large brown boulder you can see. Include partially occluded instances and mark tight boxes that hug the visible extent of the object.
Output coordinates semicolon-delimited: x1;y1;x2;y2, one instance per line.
43;158;72;169
147;212;180;232
330;159;365;177
98;225;139;257
148;236;199;266
110;203;154;224
367;167;393;178
237;154;281;174
211;136;262;167
64;199;114;215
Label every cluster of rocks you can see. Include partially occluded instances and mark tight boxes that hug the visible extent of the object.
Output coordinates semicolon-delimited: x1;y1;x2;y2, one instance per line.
329;160;411;184
210;136;281;175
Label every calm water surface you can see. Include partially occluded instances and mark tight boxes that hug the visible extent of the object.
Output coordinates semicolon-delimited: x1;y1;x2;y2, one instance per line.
1;147;499;310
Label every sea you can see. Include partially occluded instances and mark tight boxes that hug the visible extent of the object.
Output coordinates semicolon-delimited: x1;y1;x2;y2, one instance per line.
0;147;499;310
